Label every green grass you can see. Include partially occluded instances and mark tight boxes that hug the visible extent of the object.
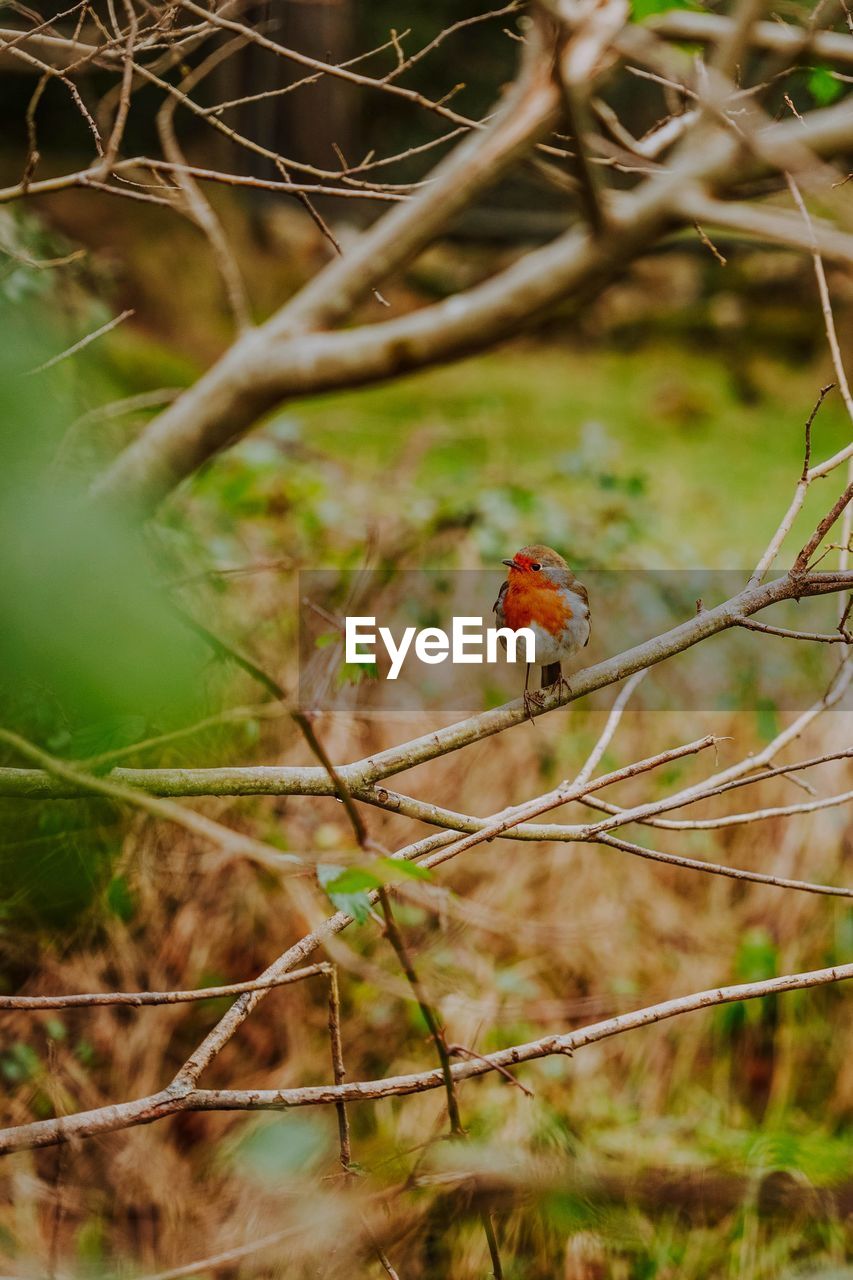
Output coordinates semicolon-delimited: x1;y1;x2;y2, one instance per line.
283;339;850;569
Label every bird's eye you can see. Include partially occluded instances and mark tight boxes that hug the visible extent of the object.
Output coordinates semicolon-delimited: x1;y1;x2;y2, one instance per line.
531;562;541;571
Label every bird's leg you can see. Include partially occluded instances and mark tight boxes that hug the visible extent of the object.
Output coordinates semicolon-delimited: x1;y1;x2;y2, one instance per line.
540;661;570;702
523;662;544;720
553;674;573;701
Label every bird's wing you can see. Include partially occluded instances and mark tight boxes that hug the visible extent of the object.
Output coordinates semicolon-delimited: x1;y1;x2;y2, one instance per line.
575;581;590;611
566;572;591;644
493;578;508;623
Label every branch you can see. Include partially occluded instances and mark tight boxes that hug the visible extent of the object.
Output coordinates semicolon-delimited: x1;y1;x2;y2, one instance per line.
176;0;486;134
385;736;722;876
377;886;463;1135
794;481;853;572
0;727;301;870
677;191;853;268
736;617;852;643
0;25;104;71
573;668;646;787
0;964;329;1010
649;10;853;67
90;88;853;511
593;832;853;897
582;787;853;833
2;963;849;1154
2;570;851;799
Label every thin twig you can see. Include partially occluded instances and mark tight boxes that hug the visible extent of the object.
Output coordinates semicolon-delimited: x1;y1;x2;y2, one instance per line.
26;308;133;373
573;670;646;787
736;617;852;643
377;887;463;1137
793;481;853;572
327;965;351;1169
0;965;329;1009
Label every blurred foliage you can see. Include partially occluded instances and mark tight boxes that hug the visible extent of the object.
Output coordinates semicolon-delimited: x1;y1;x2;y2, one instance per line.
0;288;208;937
232;1114;333;1180
631;0;701;20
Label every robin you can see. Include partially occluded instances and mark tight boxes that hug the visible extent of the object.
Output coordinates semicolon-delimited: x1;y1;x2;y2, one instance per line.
493;544;590;711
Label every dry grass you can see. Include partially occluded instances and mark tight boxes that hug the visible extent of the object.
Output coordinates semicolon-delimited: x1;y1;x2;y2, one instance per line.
2;633;850;1277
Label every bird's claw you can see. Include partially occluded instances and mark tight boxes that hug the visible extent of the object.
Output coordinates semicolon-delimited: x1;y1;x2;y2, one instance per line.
523;689;545;721
552;675;573;701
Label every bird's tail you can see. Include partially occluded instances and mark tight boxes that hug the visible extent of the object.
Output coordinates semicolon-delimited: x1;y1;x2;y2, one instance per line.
541;661;562;689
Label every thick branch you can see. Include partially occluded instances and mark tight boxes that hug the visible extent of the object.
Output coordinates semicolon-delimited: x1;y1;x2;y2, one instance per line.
90;19;564;510
678;191;853;268
650;10;853;66
91;94;853;513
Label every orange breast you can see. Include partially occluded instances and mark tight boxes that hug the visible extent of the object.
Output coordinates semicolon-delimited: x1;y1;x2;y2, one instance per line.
502;580;573;633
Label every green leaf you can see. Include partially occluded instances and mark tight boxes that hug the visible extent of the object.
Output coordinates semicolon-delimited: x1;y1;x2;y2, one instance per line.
317;863;372;923
632;0;699;20
321;858;433;896
323;866;382;893
809;66;843;106
374;856;433;883
337;660;376;687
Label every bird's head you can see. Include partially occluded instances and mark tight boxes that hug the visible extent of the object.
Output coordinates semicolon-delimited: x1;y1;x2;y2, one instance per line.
501;544;568;582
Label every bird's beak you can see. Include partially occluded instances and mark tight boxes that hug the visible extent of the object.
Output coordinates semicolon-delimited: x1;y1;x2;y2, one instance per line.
501;558;516;569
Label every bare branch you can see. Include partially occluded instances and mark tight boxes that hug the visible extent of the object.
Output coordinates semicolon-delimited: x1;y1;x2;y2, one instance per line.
573;669;647;787
2;963;849;1154
736;616;852;643
25;308;133;374
0;964;329;1010
678;191;853;268
583;789;853;833
326;966;351;1170
0;727;301;870
794;481;853;572
593;833;853;897
649;10;853;67
156;36;251;329
92;98;853;512
378;886;464;1136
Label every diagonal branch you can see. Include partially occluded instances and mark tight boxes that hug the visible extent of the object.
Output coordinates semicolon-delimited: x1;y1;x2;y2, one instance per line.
0;727;301;870
2;963;850;1154
90;81;853;511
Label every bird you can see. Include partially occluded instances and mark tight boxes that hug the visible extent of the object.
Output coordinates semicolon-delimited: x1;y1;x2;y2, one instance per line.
493;544;590;711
